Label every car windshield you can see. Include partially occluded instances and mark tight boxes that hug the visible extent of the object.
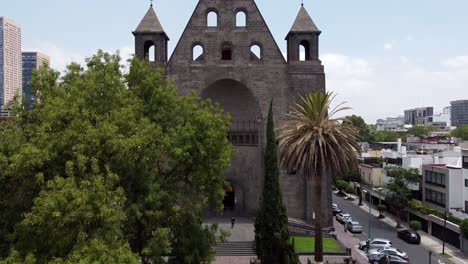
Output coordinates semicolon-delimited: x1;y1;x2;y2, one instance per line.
396;249;404;254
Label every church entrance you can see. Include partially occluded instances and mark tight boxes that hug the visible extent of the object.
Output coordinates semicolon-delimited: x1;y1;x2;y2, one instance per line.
223;185;236;211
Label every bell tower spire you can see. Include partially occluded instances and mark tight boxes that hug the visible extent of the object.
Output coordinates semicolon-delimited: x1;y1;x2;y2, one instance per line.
285;4;321;63
133;3;169;67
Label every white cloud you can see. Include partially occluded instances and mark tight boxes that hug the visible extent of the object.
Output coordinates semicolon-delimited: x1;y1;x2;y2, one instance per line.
442;56;468;69
24;42;134;73
321;53;468;124
405;34;414;41
384;43;394;51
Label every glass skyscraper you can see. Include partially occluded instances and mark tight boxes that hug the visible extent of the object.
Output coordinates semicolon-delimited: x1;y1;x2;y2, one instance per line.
22;52;50;106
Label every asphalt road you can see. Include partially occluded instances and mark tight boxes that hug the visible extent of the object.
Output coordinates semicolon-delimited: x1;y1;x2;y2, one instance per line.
333;194;443;264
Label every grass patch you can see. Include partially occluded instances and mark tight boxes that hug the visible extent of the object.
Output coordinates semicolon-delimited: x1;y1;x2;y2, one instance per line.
440;253;452;258
291;236;345;254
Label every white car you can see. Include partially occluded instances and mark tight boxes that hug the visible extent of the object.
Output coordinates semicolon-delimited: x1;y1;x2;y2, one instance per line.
359;238;392;251
347;221;363;233
336;213;352;224
368;247;408;260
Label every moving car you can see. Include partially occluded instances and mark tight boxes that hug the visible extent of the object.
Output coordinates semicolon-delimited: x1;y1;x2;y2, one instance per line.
368;247;408;260
359;238;392;251
336;213;352;224
347;221;363;233
397;229;421;244
332;204;342;216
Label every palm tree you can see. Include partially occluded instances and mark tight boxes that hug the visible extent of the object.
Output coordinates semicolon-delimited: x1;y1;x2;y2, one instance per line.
278;91;360;263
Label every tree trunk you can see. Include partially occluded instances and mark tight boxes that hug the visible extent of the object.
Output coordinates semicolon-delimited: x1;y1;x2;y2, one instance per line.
396;210;402;228
314;175;323;263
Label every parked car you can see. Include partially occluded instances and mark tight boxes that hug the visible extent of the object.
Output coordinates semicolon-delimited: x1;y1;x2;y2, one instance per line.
347;221;363;233
332;204;342;216
386;255;410;264
368;247;408;260
397;229;421;244
359;238;392;251
336;213;351;224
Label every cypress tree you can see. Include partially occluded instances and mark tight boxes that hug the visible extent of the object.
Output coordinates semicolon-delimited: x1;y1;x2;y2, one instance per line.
254;101;298;264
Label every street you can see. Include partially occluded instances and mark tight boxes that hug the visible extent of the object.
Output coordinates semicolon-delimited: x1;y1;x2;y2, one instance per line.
333;194;444;264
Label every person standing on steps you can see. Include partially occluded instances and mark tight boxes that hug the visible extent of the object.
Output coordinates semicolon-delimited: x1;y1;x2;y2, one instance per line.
231;217;235;229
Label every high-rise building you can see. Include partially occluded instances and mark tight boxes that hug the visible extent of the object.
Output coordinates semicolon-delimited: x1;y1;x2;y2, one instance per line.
451;100;468;127
0;17;22;107
404;107;434;125
22;52;50;106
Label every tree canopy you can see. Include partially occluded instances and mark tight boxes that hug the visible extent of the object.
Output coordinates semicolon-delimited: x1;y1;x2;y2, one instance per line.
0;51;232;263
383;167;420;228
406;125;437;138
345;115;373;143
452;125;468;140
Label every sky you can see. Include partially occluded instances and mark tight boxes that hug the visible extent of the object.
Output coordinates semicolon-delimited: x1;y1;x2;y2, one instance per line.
3;0;468;123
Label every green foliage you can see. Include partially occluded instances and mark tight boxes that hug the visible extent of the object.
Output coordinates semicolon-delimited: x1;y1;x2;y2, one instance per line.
452;125;468;140
373;131;400;142
255;102;298;264
384;167;420;227
336;180;354;194
408;201;462;225
0;52;232;263
460;220;468;237
377;204;387;213
407;126;437;137
345;115;373;143
409;220;422;231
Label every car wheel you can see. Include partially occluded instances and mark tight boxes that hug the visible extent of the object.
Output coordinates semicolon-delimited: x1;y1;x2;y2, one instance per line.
373;261;379;264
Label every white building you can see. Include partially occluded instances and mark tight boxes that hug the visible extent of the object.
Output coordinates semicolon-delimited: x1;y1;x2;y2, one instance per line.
425;106;452;129
376;116;405;131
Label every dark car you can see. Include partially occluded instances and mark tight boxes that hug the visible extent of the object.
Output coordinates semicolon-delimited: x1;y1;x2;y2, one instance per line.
397;229;421;244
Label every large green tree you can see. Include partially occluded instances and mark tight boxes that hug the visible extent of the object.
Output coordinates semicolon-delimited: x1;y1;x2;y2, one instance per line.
384;167;420;228
0;51;232;263
452;125;468;140
254;102;298;264
345;115;374;143
278;92;359;263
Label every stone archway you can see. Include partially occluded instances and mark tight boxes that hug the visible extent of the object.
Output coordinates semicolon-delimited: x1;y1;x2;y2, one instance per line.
202;79;263;216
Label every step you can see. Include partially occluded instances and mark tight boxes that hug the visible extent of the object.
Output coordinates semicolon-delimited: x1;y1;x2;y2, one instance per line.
215;241;256;256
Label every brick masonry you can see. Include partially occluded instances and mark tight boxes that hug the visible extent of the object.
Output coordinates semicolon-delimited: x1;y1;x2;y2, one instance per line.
133;0;332;227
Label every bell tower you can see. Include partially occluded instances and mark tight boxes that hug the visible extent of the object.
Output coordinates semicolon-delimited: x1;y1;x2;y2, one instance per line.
285;4;321;63
133;3;169;67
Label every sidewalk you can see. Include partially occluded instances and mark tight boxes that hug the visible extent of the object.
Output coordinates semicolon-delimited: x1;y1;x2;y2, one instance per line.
348;195;468;264
333;219;369;264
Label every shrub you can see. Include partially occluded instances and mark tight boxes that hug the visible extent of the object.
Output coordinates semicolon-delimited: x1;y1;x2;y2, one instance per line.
377;204;387;213
345;184;355;194
410;220;422;231
460;220;468;237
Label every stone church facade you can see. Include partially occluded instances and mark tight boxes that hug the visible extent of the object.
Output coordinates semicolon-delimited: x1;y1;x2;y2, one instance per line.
133;0;332;226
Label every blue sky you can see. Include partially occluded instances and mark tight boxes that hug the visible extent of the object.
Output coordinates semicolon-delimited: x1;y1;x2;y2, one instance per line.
3;0;468;123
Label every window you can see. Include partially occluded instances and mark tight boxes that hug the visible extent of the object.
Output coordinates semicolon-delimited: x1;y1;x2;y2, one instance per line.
236;11;247;27
207;11;218;27
425;170;446;188
144;41;156;62
465;179;468;187
425;188;446;207
250;44;261;60
222;43;232;60
192;44;204;62
299;40;310;61
464;156;468;169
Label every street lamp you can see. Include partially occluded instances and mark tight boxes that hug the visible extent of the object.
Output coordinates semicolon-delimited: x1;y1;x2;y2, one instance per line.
362;189;371;252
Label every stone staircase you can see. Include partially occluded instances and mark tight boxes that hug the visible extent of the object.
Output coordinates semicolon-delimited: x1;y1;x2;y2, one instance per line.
215;241;256;256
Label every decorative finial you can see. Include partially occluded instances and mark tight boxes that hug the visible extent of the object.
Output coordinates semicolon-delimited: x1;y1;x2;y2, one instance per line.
301;0;304;6
150;0;153;7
